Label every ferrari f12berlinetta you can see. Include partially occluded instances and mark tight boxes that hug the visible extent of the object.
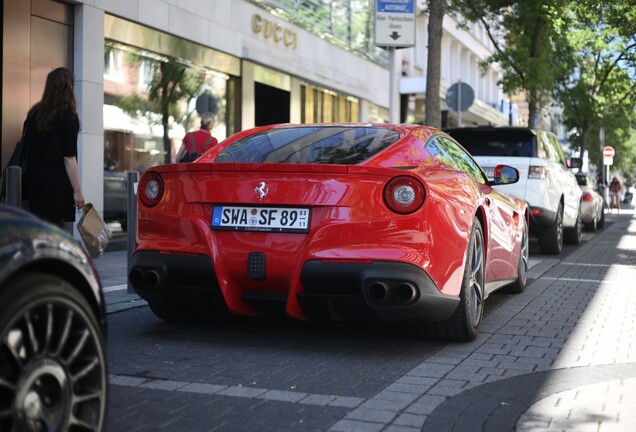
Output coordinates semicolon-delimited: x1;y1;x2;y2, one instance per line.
129;124;529;341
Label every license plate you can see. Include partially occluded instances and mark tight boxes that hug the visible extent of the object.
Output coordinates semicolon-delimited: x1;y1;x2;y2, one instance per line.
211;206;311;233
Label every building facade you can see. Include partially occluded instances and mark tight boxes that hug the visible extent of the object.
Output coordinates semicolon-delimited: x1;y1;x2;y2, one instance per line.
2;0;510;224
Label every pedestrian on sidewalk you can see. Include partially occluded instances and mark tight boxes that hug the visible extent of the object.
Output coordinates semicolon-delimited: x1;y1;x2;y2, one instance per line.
23;67;85;234
175;112;218;163
609;177;623;214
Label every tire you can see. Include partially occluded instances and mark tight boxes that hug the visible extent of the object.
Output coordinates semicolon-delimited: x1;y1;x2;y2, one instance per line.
597;204;605;229
564;212;582;245
506;220;529;294
419;218;485;342
0;273;108;432
583;217;597;232
538;203;563;255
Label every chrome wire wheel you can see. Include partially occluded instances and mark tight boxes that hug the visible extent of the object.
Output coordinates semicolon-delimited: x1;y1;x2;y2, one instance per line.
468;226;485;328
0;274;107;432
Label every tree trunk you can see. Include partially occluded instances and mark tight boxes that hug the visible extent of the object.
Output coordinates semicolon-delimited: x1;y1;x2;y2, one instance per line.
527;92;537;128
424;0;444;128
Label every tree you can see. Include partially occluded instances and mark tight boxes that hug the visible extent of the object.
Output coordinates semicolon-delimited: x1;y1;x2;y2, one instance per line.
453;0;573;127
424;0;445;128
555;1;636;170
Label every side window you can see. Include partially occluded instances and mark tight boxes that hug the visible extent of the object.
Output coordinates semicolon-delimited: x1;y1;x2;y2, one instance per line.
546;132;567;166
441;137;488;184
550;134;568;168
539;132;556;163
426;137;460;171
429;136;487;184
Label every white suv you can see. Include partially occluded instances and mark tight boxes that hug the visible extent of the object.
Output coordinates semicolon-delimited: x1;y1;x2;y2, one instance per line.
446;126;582;255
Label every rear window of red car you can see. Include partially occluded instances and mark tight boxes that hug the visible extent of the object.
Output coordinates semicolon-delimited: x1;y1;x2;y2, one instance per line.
215;126;400;164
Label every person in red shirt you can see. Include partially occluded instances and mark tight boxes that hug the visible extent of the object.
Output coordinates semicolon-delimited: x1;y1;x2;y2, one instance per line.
175;112;218;163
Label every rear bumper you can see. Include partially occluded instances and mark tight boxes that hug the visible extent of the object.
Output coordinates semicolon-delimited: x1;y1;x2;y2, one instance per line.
129;251;228;313
128;251;459;322
528;206;556;232
298;260;459;322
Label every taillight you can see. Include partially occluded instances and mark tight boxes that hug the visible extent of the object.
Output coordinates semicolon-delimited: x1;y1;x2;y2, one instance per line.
138;171;164;207
582;192;593;202
384;176;425;214
528;166;547;179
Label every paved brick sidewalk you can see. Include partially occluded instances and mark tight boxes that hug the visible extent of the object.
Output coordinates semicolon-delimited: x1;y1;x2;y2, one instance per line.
328;210;636;432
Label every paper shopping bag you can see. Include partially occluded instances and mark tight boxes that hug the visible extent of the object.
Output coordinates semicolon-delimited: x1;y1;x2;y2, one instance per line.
77;203;113;258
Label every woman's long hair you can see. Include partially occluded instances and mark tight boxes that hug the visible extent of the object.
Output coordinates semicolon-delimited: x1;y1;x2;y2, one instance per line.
29;67;79;133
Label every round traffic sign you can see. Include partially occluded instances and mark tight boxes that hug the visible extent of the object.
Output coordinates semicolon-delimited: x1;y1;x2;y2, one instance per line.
603;146;615;158
446;82;474;112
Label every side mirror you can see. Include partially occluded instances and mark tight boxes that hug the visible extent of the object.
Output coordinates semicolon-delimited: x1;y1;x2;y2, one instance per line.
569;158;583;169
489;165;519;186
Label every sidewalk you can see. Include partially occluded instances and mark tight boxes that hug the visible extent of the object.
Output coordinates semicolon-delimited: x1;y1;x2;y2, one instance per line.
94;210;636;431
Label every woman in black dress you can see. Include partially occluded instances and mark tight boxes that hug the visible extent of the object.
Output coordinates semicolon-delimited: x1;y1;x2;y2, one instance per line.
24;67;85;230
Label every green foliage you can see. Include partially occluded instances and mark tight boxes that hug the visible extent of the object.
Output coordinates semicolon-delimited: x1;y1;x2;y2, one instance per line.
452;0;574;126
554;0;636;173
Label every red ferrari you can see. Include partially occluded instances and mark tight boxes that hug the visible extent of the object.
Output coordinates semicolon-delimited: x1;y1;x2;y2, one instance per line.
129;123;529;341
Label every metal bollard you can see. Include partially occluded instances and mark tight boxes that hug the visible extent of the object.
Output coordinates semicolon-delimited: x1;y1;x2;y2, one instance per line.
126;171;139;293
6;166;23;208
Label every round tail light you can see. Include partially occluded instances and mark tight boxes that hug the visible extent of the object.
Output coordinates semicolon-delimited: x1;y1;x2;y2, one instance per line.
384;176;425;214
582;192;593;202
138;171;164;207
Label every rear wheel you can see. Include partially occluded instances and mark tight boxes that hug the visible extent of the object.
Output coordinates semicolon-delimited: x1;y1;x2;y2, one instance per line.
506;220;529;294
597;204;605;229
583;215;597;232
564;212;582;245
0;273;107;432
538;204;563;255
418;218;485;342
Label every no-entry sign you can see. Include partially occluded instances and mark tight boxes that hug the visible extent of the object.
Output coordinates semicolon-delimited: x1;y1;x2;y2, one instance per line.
603;146;615;158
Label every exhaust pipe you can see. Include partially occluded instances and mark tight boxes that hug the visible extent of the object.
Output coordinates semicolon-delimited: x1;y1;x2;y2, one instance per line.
368;282;388;302
129;268;162;290
144;270;161;289
395;283;418;303
129;268;144;286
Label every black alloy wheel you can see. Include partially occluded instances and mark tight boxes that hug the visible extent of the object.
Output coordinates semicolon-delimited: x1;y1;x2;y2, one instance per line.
0;273;107;432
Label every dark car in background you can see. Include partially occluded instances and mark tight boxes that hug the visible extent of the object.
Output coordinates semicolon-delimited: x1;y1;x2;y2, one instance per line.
0;205;108;431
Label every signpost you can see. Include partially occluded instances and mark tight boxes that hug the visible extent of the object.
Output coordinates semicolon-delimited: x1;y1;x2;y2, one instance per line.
375;0;415;124
374;0;416;48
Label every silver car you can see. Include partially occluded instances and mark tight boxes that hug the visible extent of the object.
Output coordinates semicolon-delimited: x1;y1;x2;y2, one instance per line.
576;173;605;231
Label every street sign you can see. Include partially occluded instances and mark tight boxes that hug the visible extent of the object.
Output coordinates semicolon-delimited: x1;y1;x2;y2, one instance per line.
604;157;614;166
446;82;474;112
603;146;615;158
374;0;416;48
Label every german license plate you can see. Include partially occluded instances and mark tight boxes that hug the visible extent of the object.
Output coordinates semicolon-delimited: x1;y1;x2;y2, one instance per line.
211;206;311;233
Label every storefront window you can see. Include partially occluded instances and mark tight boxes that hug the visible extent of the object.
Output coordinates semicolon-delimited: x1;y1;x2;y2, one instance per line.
300;83;359;123
103;41;229;173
